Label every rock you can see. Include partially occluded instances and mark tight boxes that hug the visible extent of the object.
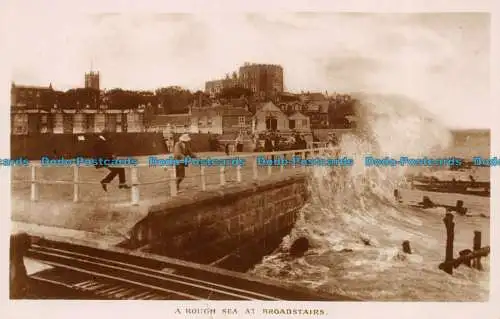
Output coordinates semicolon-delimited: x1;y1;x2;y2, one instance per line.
289;237;309;257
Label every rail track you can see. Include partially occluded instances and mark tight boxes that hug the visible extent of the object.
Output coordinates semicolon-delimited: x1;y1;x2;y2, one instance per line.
25;238;346;301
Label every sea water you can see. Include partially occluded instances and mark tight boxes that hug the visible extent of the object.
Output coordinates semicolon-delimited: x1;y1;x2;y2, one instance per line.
249;93;490;301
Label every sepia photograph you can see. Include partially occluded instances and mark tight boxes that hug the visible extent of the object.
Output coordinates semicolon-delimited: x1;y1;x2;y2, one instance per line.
4;4;495;316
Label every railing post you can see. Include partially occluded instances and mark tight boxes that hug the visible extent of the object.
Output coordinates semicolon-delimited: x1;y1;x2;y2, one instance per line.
130;166;139;205
73;166;79;203
253;155;258;180
301;151;307;172
236;165;242;182
220;166;225;186
267;156;272;176
30;166;38;201
170;167;177;196
280;153;284;173
200;166;206;191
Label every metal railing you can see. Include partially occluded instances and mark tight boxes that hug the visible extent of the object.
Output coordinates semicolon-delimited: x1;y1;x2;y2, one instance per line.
12;146;333;206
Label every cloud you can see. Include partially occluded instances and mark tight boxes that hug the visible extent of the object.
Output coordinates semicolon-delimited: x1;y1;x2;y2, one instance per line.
8;12;490;128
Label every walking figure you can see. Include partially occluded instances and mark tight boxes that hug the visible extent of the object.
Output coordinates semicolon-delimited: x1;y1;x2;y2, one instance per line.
173;134;197;190
94;135;130;192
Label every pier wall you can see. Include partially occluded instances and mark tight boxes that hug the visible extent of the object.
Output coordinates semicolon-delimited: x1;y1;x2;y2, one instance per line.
127;173;308;271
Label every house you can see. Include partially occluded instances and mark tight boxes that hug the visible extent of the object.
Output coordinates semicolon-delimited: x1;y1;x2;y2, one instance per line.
254;101;289;132
11;108;146;135
191;105;253;135
149;114;191;134
288;111;311;132
303;100;329;129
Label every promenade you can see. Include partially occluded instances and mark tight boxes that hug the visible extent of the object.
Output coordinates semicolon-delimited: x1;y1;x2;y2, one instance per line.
11;149;316;238
11;151;309;204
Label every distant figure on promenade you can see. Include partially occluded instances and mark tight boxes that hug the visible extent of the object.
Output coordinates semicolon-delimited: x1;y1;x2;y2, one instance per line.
173;134;197;190
167;137;174;153
251;134;259;152
224;143;230;155
328;133;339;148
235;133;244;152
94;135;130;192
264;134;274;161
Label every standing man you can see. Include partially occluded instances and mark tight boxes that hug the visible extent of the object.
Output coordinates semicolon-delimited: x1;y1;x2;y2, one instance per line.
235;133;244;153
94;135;130;192
173;134;197;190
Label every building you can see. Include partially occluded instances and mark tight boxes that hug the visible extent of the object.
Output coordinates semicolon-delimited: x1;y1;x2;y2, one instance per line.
205;80;224;97
11;83;56;110
303;101;329;129
205;72;239;97
205;63;284;100
287;111;311;133
11;108;145;135
149;114;191;134
190;105;253;136
254;101;289;132
85;71;100;90
238;63;284;100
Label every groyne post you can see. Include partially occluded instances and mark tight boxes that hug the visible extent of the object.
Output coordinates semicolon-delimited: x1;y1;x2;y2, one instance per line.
402;240;412;254
472;231;483;270
441;213;455;274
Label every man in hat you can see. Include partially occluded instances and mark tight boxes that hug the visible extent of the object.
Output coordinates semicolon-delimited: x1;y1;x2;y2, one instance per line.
94;135;130;192
173;133;197;190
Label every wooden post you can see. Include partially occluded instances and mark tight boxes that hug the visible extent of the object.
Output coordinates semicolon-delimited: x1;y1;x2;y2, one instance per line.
220;166;225;186
10;233;31;299
73;166;79;202
170;167;177;197
236;165;242;182
459;249;472;267
253;156;258;180
472;231;483;270
130;167;139;205
200;166;206;190
301;151;307;172
402;240;412;254
30;166;38;201
442;213;455;274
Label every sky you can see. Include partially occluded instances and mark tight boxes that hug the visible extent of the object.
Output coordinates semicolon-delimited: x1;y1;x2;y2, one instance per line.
5;12;491;129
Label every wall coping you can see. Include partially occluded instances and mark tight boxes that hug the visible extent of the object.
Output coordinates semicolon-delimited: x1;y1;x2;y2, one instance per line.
148;172;308;216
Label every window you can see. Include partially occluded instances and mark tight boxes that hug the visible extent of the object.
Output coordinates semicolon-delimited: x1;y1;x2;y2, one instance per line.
302;119;308;127
289;120;296;129
238;116;245;126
